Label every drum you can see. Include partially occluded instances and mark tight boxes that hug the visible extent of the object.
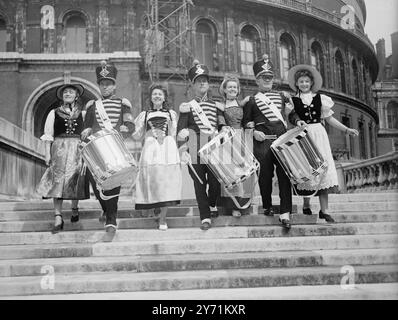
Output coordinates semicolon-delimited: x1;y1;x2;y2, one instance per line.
80;129;138;199
198;127;259;209
271;126;327;185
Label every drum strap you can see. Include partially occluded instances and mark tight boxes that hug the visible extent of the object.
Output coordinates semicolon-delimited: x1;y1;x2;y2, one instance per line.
189;99;216;134
255;93;287;128
95;99;114;131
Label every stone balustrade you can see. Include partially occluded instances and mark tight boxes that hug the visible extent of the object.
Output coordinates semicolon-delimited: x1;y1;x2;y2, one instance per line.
0;117;46;199
341;151;398;193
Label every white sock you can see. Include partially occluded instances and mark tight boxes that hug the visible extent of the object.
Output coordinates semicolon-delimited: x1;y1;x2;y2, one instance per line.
279;212;290;220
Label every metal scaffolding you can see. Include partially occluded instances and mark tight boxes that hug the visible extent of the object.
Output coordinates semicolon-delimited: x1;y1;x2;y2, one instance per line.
144;0;194;83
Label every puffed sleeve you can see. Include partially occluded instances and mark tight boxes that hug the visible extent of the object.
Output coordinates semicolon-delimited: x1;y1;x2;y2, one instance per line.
169;110;178;137
40;110;55;142
132;111;146;140
320;94;335;119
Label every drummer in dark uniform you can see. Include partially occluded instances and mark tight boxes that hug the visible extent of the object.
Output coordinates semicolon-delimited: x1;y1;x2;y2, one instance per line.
177;60;229;230
242;54;301;230
81;60;135;233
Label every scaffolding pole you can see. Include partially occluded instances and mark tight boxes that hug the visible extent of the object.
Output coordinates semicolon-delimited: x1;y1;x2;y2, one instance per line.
144;0;194;83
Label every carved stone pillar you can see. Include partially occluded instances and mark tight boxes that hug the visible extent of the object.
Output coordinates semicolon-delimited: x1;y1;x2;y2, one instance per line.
15;0;26;53
224;9;236;72
369;165;377;192
98;0;109;53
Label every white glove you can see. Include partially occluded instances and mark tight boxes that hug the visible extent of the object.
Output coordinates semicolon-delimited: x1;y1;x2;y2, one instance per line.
81;128;92;140
253;130;266;142
177;128;190;141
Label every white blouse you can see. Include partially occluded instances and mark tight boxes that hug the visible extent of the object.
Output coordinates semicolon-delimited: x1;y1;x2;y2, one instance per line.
299;92;334;119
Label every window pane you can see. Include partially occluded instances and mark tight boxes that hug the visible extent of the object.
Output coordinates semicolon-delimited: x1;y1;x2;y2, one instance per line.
66;15;86;53
0;30;7;52
240;40;246;51
246;41;253;53
311;53;317;68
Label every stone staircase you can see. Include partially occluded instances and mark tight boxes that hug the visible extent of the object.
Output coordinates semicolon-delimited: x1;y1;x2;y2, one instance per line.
0;193;397;299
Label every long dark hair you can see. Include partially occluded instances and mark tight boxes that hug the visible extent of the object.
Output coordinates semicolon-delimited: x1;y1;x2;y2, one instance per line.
149;84;170;110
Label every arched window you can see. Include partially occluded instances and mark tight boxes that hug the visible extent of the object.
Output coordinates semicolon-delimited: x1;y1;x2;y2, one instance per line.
335;50;346;93
310;41;325;80
240;25;261;76
0;18;7;52
65;13;86;53
352;59;360;98
387;101;398;129
195;20;216;69
279;33;296;80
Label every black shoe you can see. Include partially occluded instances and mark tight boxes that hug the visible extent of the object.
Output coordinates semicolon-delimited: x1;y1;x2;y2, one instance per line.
319;211;335;223
99;212;106;223
200;222;211;230
210;211;219;218
71;207;79;223
279;219;291;230
52;215;64;234
303;207;312;215
263;207;274;216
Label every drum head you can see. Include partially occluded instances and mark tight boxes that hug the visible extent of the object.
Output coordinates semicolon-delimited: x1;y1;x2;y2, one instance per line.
271;126;307;148
198;127;235;155
101;166;138;190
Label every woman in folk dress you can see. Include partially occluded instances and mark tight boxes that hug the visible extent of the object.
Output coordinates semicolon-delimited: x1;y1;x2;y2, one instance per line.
37;83;89;233
217;75;253;217
286;65;358;222
132;84;182;230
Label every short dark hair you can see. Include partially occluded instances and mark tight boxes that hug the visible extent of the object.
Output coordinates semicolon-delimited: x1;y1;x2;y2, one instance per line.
294;70;314;85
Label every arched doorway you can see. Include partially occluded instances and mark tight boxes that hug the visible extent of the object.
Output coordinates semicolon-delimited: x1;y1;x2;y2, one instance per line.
22;77;101;138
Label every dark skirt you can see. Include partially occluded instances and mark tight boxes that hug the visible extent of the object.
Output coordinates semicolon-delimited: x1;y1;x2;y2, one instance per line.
37;137;89;200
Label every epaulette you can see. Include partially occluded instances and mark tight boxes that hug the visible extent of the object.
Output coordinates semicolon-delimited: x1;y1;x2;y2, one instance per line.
121;98;132;108
179;102;191;113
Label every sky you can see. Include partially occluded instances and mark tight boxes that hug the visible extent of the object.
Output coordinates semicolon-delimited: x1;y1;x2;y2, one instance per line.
363;0;398;56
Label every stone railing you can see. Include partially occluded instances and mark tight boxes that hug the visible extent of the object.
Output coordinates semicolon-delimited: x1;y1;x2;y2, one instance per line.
0;117;46;199
341;151;398;193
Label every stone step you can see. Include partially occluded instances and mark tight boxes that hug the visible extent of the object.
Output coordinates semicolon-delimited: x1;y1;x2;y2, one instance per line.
2;200;398;222
0;248;396;278
0;205;298;222
0;215;317;233
0;264;397;296
0;222;396;246
1;192;397;212
2;209;398;233
0;234;396;260
4;283;398;300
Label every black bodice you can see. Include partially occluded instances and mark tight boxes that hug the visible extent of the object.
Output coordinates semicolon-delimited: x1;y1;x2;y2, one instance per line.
292;94;322;124
53;108;84;137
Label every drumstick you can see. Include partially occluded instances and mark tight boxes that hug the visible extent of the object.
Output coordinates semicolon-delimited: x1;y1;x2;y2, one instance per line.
253;123;277;140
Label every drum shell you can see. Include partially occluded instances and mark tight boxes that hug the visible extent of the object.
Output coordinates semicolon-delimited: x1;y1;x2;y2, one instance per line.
198;128;259;189
271;127;327;184
81;130;137;190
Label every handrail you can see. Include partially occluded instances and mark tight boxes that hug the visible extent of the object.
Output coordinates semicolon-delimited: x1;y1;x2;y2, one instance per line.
340;151;398;193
